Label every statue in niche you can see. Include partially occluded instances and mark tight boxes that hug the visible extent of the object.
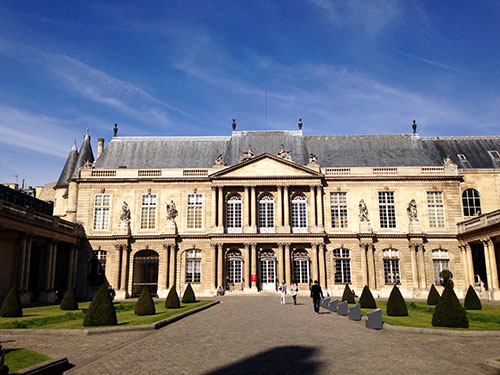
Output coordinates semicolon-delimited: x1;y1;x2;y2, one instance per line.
359;199;369;222
407;199;418;222
240;145;255;161
120;201;131;223
276;144;292;161
308;153;318;164
213;154;225;167
166;200;178;221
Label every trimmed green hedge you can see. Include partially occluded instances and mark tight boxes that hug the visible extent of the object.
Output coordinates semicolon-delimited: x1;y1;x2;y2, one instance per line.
359;285;377;308
341;284;355;303
464;285;482;310
83;284;117;326
60;286;79;311
182;283;196;303
432;282;468;328
386;285;408;316
0;287;22;317
165;286;180;308
135;286;156;316
426;284;440;306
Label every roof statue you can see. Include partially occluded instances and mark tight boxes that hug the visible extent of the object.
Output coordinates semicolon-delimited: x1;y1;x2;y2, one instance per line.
276;144;292;161
82;160;92;169
359;199;369;222
113;123;118;137
407;199;418;222
166;200;178;221
443;156;454;166
240;145;255;162
213;154;225;167
308;153;318;165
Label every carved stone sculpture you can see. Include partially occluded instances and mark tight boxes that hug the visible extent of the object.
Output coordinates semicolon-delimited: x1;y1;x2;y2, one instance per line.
166;200;178;221
213;154;225;167
120;201;131;223
308;153;318;164
359;199;369;222
240;145;255;162
276;144;292;161
82;160;92;169
407;199;418;222
443;156;453;166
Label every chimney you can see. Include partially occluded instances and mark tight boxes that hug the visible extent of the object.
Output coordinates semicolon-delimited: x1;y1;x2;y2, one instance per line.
97;138;105;158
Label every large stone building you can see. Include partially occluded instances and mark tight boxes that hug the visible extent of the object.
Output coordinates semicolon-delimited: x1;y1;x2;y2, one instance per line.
53;122;500;300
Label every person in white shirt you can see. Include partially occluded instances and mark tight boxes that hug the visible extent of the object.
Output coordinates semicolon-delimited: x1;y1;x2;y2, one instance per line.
289;282;298;305
278;281;287;304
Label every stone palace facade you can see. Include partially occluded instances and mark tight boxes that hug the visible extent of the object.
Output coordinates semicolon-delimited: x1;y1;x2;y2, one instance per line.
53;122;500;300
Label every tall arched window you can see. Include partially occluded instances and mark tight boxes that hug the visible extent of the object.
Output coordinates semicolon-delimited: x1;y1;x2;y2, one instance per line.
226;250;243;284
259;194;275;233
462;189;481;216
226;194;242;233
186;249;202;283
432;249;450;284
333;248;351;283
383;249;400;284
291;194;308;233
293;250;310;283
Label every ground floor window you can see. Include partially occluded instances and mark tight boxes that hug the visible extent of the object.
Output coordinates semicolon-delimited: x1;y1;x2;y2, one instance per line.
333;248;351;283
227;250;243;283
432;249;450;284
383;249;400;284
186;249;201;283
293;249;310;283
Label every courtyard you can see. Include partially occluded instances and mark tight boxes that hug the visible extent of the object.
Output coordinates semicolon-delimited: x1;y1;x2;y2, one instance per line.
1;295;499;374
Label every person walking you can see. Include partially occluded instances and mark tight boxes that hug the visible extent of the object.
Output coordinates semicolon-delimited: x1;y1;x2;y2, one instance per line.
290;282;298;305
278;280;287;304
310;280;323;314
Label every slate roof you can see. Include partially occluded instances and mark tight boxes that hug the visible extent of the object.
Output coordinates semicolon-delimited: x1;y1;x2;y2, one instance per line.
56;141;79;188
93;130;500;170
71;131;95;179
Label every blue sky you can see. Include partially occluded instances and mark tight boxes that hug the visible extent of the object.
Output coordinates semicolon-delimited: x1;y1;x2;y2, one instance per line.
1;1;500;187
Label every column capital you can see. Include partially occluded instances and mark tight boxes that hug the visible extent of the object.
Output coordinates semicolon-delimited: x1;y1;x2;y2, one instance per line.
409;244;418;251
115;244;123;251
248;242;258;247
162;243;171;250
481;238;492;246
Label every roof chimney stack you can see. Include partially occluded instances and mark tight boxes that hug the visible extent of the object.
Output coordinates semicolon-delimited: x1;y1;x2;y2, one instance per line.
412;120;417;135
113;123;118;137
232;119;236;131
97;138;105;158
298;118;303;130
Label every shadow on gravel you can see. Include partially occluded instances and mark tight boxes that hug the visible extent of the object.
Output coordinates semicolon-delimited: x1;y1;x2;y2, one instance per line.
205;345;321;375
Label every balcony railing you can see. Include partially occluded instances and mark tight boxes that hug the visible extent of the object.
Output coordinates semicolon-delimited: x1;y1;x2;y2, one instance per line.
457;209;500;234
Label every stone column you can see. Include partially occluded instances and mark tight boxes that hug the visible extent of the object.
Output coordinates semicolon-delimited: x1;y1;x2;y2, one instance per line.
119;245;130;297
309;186;317;227
243;186;250;231
251;243;258;290
16;233;27;290
487;238;499;290
311;243;319;282
417;245;427;289
50;241;58;290
367;244;376;289
23;235;32;290
211;187;217;228
161;244;170;290
465;243;475;286
72;246;79;289
482;238;497;290
113;245;122;290
318;244;326;288
217;243;224;289
211;244;217;289
459;245;469;288
45;241;54;290
410;244;419;289
169;245;176;289
277;243;284;283
316;186;324;228
285;243;291;285
217;187;224;231
360;243;368;287
283;186;290;230
250;186;257;232
67;245;75;289
277;186;283;227
244;244;250;290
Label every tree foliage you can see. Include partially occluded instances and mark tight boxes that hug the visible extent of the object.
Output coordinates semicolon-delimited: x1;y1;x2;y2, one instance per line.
165;285;180;308
181;283;196;303
83;284;117;326
386;285;408;316
432;282;468;328
135;286;156;316
341;284;355;303
359;285;377;308
426;284;440;306
60;286;79;310
0;287;22;317
464;285;482;310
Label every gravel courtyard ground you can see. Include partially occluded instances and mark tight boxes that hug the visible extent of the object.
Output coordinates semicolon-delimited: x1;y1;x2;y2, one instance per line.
2;295;500;374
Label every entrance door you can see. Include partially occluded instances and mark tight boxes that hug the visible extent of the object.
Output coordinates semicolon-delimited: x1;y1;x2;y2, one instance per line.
260;259;276;291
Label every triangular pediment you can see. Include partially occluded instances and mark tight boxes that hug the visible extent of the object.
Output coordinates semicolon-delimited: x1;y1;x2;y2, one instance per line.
210;153;323;178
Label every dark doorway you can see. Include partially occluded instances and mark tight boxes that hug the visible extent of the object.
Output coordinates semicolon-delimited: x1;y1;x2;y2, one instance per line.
471;242;488;289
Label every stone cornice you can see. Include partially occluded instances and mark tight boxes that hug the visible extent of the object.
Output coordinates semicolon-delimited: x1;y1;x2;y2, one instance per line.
325;176;463;182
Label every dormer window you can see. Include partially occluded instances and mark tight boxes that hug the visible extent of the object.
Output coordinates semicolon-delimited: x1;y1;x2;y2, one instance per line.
488;150;500;160
457;154;467;161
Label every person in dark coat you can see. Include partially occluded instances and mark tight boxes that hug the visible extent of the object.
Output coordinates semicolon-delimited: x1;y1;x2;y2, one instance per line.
310;280;323;314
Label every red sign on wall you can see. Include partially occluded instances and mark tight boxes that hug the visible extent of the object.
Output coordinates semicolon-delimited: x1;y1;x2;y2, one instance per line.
251;274;257;282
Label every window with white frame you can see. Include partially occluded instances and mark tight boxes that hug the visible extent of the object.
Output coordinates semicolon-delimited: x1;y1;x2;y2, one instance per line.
185;249;201;283
293;250;310;283
93;194;111;230
140;194;157;229
95;250;107;275
259;194;275;233
291;194;307;233
226;195;242;233
187;193;203;229
432;249;450;284
333;248;351;283
379;192;396;228
383;249;400;284
427;191;445;228
331;192;348;228
462;189;481;217
226;250;243;283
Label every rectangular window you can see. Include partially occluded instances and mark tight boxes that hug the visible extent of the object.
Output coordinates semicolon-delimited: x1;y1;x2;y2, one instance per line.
293;260;310;283
427;192;445;228
95;250;107;275
93;194;111;230
333;249;351;283
186;259;201;282
433;259;450;284
331;192;348;228
378;192;396;228
187;193;203;229
227;260;242;283
140;194;157;229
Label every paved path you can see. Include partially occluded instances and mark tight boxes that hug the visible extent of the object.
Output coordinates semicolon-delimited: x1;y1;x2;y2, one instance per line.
3;295;500;374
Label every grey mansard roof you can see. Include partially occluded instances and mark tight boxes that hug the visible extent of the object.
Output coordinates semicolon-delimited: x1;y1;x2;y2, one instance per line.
71;131;95;179
56;141;79;188
93;130;500;170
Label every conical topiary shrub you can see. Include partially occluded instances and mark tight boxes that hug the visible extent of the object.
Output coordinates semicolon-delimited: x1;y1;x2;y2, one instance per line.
181;283;196;303
432;281;468;328
359;285;377;308
386;285;408;316
165;285;180;308
135;286;156;316
60;286;79;310
0;287;22;317
426;284;440;306
83;284;117;326
464;285;482;310
341;284;355;303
